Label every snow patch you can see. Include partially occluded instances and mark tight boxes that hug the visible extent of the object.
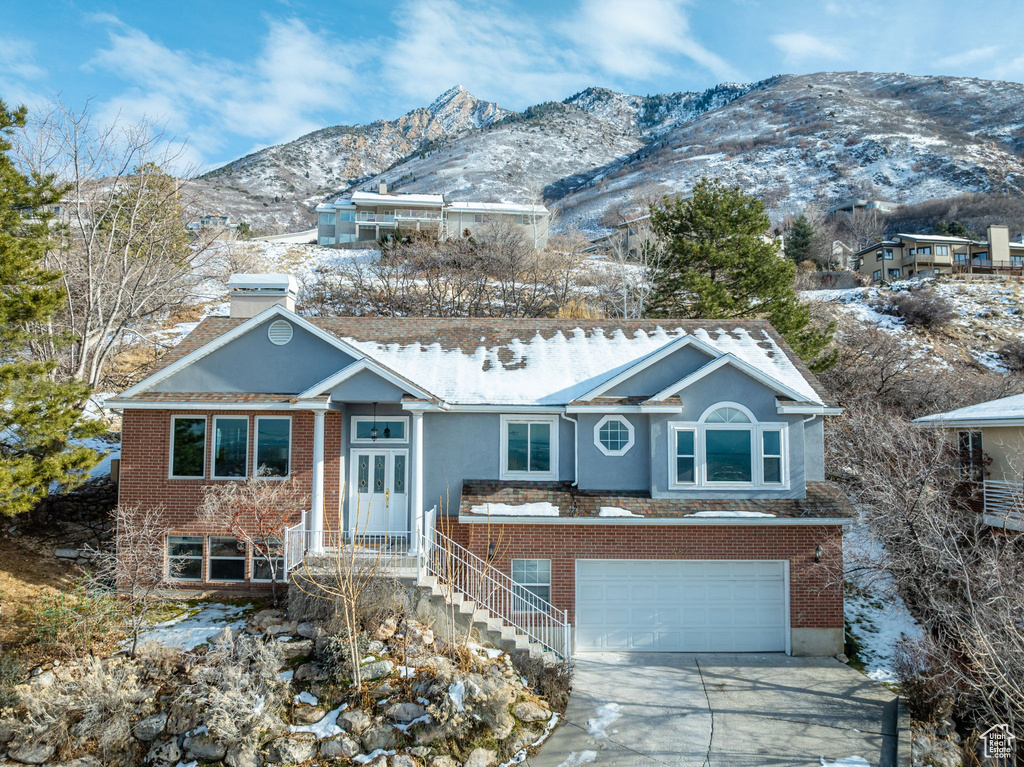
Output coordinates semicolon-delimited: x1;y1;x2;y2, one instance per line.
820;757;869;767
448;680;466;711
586;702;623;738
557;752;597;766
134;603;248;650
598;507;642;518
353;749;396;764
686;511;776;518
294;690;318;706
471;502;560;517
287;704;348;738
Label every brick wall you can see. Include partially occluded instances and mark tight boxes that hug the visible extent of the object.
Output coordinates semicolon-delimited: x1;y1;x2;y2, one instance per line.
119;408;343;590
450;521;844;629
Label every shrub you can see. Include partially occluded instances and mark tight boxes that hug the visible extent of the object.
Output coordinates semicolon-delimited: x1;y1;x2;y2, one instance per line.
892;636;954;723
320;632;369;683
32;585;124;658
872;288;956;329
511;654;574;712
997;338;1024;372
0;655;25;712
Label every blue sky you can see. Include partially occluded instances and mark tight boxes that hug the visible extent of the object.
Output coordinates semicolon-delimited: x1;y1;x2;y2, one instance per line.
3;0;1023;172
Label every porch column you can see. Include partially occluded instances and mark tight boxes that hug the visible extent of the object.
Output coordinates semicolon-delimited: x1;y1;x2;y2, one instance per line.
310;407;326;553
411;410;424;537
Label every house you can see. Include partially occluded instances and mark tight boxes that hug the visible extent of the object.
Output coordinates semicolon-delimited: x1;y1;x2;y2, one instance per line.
107;274;853;657
854;225;1024;282
915;393;1024;532
827;198;900;217
315;182;549;248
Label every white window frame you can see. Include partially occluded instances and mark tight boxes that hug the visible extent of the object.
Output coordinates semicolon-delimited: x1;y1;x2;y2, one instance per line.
169;415;207;479
318;212;335;226
167;535;204;582
251;536;285;582
511;558;552;613
594;415;635;456
207;536;247;582
667;402;789;490
254;415;292;480
350;415;410;444
500;415;558;481
935;245;949;256
212;415;249;480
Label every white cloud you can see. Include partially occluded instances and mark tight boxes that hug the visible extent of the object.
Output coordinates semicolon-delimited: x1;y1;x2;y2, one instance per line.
770;32;847;66
936;45;999;70
0;37;48;108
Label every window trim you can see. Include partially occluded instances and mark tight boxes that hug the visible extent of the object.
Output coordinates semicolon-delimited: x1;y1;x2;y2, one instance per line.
350;415;410;444
667;403;789;490
957;430;984;483
212;415;249;480
500;415;558;480
169;415;208;480
167;535;204;582
251;537;285;582
511;558;552;613
207;536;247;582
872;269;882;280
254;415;292;480
594;415;635;457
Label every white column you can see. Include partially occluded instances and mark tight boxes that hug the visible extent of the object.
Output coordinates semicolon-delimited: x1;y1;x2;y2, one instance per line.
411;410;424;540
310;408;326;553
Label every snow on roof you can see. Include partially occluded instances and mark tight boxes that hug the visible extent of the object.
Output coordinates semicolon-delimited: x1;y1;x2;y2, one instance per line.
227;274;298;292
342;325;822;406
348;191;444;206
916;392;1024;425
446;201;548;214
470;502;560;516
894;233;972;244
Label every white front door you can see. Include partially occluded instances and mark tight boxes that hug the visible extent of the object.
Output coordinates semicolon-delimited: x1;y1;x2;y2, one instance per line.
349;449;409;534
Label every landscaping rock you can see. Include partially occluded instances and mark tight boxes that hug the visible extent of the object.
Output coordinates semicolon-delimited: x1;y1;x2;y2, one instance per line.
373;616;399;640
414;725;445;746
0;719;18;744
406;622;434;647
296;621;320;639
319;734;361;759
294;662;328;682
339;709;374;735
492;711;515;740
506;726;542;754
265;620;298;637
410;746;431;758
392;755;419;767
367;640;386;654
57;757;102;767
7;741;54;765
145;738;182;767
292;703;326;725
513;700;551;723
385;702;427;724
132;711;169;741
429;757;459;767
183;731;228;762
361;724;398;752
361;659;394;680
54;548;79;560
280;639;313;658
263;733;318;764
28;670;54;688
225;740;260;767
464;748;497;767
365;756;389;767
210;626;234;645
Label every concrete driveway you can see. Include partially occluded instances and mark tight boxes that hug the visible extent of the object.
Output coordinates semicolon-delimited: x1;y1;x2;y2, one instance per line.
526;653;903;767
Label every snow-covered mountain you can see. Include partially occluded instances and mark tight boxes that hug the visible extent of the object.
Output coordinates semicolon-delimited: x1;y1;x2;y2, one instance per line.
194;72;1024;235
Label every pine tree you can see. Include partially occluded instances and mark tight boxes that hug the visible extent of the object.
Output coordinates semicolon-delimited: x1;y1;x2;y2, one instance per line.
0;100;101;517
785;214;816;265
647;178;835;371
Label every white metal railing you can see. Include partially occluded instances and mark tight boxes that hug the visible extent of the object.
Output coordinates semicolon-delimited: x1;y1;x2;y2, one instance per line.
355;210;443;224
283;510;308;574
284;525;419;574
983;479;1024;523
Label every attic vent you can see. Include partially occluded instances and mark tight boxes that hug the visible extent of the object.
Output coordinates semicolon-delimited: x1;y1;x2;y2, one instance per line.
268;320;293;346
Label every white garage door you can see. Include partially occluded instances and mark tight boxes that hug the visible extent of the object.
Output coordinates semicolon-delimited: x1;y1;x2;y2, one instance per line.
575;559;788;653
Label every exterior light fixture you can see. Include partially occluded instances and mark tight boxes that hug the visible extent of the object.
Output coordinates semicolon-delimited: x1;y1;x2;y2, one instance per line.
815;544;823;563
370;402;379;441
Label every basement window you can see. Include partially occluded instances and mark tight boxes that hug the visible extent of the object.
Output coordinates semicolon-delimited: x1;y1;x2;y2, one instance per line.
512;559;551;611
167;536;204;581
208;537;246;581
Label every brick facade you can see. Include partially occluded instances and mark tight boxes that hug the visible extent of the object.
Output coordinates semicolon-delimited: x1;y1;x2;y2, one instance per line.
448;520;844;629
119;408;343;591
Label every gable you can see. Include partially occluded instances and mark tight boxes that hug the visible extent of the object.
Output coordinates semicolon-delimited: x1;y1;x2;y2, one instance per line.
151;317;357;394
674;364;787;421
328;367;411;402
604;343;716;398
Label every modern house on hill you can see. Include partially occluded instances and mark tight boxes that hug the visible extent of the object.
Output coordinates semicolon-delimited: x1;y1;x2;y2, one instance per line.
855;225;1024;282
315;183;549;248
108;274;852;657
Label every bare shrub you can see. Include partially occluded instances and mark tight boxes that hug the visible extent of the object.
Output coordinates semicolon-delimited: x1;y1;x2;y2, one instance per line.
892;636;955;723
0;655;25;713
511;655;574;711
32;584;124;659
997;338;1024;373
871;288;955;329
320;632;369;683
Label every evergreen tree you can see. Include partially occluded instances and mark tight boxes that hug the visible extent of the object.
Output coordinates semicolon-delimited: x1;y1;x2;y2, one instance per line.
0;100;100;517
935;220;970;238
647;178;835;371
784;214;816;265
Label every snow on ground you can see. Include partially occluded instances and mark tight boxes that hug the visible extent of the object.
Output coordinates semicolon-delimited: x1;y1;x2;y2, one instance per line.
287;704;348;738
470;502;560;517
843;515;923;684
820;757;869;767
134;602;250;651
586;703;623;738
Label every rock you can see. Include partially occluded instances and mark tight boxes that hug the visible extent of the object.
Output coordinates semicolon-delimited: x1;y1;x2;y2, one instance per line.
464;747;497;767
265;620;298;637
294;662;328;682
225;740;260;767
0;719;18;744
513;700;551;723
29;670;55;688
365;756;389;767
7;741;54;765
296;621;321;639
410;746;431;758
183;731;228;762
132;711;169;742
506;726;542;753
361;724;398;752
392;755;420;767
210;626;235;645
834;653;849;663
406;622;434;647
414;725;445;746
367;640;386;654
291;703;326;725
319;734;361;759
492;711;515;740
314;637;330;657
263;733;318;765
54;548;79;559
145;739;182;767
280;639;314;658
361;659;394;680
373;615;399;641
57;757;102;767
339;709;374;735
385;702;427;724
429;757;460;767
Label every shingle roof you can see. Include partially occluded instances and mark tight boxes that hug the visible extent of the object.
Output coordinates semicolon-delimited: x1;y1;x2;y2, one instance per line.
458;480;854;520
125;392;296;404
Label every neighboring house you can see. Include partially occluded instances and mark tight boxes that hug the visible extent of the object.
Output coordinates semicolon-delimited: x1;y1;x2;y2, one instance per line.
827;198;900;217
107;274;852;657
854;225;1024;282
585;214;656;258
916;393;1024;532
316;182;550;248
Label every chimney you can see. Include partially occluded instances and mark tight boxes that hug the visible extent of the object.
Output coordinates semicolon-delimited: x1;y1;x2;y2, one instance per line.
227;274;297;318
378;181;388;195
986;224;1009;265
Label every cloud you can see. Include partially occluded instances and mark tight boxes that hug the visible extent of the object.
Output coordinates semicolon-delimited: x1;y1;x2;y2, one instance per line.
770;32;847;66
936;45;999;70
0;37;48;108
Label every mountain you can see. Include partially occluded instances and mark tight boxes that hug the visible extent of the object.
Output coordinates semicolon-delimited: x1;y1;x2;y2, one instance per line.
193;73;1024;235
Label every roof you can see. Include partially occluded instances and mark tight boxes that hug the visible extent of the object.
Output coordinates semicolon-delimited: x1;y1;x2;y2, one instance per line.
458;480;854;520
228;274;298;292
347;191;444;207
446;201;548;215
894;233;972;244
915;392;1024;427
126;392;296;404
145;316;831;408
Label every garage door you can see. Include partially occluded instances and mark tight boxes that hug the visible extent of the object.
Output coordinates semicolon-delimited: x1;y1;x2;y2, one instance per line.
575;560;788;653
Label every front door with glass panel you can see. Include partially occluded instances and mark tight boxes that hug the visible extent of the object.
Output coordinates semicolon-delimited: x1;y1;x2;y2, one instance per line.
349;449;408;534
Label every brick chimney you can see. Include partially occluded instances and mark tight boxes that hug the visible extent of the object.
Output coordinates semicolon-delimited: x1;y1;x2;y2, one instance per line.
227;274;297;318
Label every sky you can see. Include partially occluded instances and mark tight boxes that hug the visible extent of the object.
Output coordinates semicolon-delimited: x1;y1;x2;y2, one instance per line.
3;0;1023;172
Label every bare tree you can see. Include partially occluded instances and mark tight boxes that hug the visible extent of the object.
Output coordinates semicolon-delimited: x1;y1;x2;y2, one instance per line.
595;217;664;318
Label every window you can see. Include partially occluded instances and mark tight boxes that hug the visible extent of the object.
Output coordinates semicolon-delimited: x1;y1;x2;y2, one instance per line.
877;248;894;260
520;215;531;225
167;536;203;581
873;270;882;280
209;537;246;581
474;213;487;223
336;209;355;222
352;416;408;443
252;538;284;581
908;248;916;256
501;416;557;479
594;415;635;456
318;213;335;226
888;268;901;279
957;431;984;482
955;252;968;263
321;236;336;245
669;404;787;488
918;246;932;255
511;559;551;611
936;245;949;256
213;417;248;479
171;416;206;478
974;251;990;263
255;417;290;478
